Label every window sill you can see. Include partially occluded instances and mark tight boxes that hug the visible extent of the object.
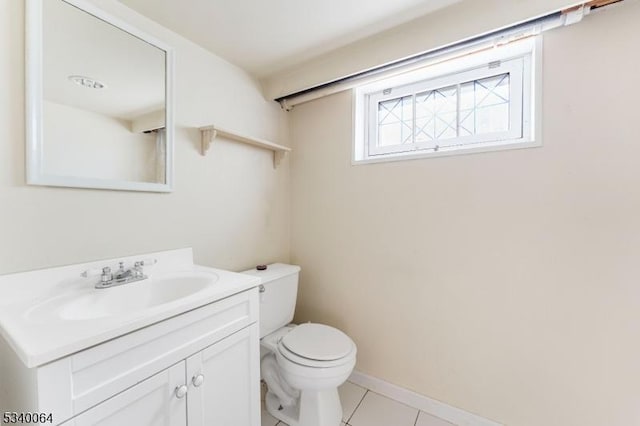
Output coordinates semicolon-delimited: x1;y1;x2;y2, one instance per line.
352;139;542;165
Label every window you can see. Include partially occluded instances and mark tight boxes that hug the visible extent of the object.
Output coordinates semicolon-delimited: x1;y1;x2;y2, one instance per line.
354;38;539;163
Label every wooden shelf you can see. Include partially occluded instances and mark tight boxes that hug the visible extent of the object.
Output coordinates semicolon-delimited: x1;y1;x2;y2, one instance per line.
199;126;290;169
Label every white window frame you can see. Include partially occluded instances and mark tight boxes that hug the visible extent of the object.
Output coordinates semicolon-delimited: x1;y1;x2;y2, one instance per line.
353;37;541;164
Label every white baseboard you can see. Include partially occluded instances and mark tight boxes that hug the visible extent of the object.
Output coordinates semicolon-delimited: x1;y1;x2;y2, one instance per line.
348;370;502;426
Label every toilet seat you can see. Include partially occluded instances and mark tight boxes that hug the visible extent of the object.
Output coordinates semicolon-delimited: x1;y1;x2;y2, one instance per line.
277;323;356;368
278;344;356;368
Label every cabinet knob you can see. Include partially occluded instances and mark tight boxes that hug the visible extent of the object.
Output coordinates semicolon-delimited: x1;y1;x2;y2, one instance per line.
192;374;205;387
175;385;188;399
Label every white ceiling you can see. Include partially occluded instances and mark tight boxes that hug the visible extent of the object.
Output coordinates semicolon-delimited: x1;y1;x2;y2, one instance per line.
44;0;165;120
118;0;460;78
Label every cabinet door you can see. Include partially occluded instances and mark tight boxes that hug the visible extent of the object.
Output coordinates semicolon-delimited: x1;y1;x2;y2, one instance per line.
186;324;260;426
61;362;187;426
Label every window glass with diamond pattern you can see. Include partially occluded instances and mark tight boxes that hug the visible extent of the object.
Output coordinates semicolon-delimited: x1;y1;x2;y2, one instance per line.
375;73;512;150
364;52;531;160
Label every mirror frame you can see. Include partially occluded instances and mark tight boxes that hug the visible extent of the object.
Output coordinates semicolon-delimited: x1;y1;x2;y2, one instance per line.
25;0;175;192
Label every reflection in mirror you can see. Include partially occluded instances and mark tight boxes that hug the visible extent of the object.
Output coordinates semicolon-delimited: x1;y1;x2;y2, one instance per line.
26;0;173;192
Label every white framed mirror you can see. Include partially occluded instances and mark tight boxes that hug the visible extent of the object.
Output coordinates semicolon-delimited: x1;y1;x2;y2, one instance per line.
25;0;174;192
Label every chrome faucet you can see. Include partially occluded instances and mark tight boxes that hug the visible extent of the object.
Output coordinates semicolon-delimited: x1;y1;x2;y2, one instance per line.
114;262;131;280
83;259;156;289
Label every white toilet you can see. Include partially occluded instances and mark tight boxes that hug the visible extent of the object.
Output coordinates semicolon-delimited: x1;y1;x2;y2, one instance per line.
242;264;356;426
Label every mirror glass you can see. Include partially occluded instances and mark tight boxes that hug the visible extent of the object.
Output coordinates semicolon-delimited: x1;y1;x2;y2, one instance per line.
27;0;173;192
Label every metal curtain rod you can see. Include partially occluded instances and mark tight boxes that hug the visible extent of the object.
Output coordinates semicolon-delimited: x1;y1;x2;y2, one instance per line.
274;0;622;105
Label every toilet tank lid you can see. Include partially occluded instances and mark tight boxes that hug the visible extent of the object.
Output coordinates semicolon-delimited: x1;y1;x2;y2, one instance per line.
240;263;301;283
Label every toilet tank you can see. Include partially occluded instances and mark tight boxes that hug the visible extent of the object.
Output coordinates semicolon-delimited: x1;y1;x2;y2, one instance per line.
242;263;301;338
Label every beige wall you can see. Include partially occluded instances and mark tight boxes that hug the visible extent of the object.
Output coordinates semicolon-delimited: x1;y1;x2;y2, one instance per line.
290;3;640;425
0;0;289;274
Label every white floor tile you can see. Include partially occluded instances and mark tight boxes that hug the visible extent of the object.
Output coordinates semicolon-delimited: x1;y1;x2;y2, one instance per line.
348;391;418;426
339;381;367;422
415;411;455;426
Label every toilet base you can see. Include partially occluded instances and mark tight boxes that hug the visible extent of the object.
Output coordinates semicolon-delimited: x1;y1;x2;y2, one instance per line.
265;388;342;426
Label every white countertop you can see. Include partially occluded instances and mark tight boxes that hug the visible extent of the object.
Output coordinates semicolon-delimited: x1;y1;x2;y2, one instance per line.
0;248;260;368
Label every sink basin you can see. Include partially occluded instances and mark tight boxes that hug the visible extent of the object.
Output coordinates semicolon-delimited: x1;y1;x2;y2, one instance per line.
25;271;219;322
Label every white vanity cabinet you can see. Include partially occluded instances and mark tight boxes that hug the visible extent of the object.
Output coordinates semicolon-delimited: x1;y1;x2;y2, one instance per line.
186;326;260;426
2;288;260;426
60;361;188;426
60;325;259;426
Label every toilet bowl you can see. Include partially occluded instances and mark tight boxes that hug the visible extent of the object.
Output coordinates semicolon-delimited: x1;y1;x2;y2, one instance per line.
242;264;357;426
261;323;356;426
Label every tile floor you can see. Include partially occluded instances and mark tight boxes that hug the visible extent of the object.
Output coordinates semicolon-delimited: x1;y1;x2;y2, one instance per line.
261;380;455;426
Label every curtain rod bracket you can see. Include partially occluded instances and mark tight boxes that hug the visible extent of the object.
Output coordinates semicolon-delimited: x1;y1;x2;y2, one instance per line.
279;99;294;112
562;5;589;26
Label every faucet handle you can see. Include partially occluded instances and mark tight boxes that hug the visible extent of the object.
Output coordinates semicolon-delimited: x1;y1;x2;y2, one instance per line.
133;258;157;271
133;261;147;278
101;266;113;283
81;268;102;278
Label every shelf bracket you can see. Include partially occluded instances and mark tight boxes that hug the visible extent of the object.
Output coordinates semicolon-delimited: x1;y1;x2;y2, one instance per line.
273;150;286;169
200;128;217;156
